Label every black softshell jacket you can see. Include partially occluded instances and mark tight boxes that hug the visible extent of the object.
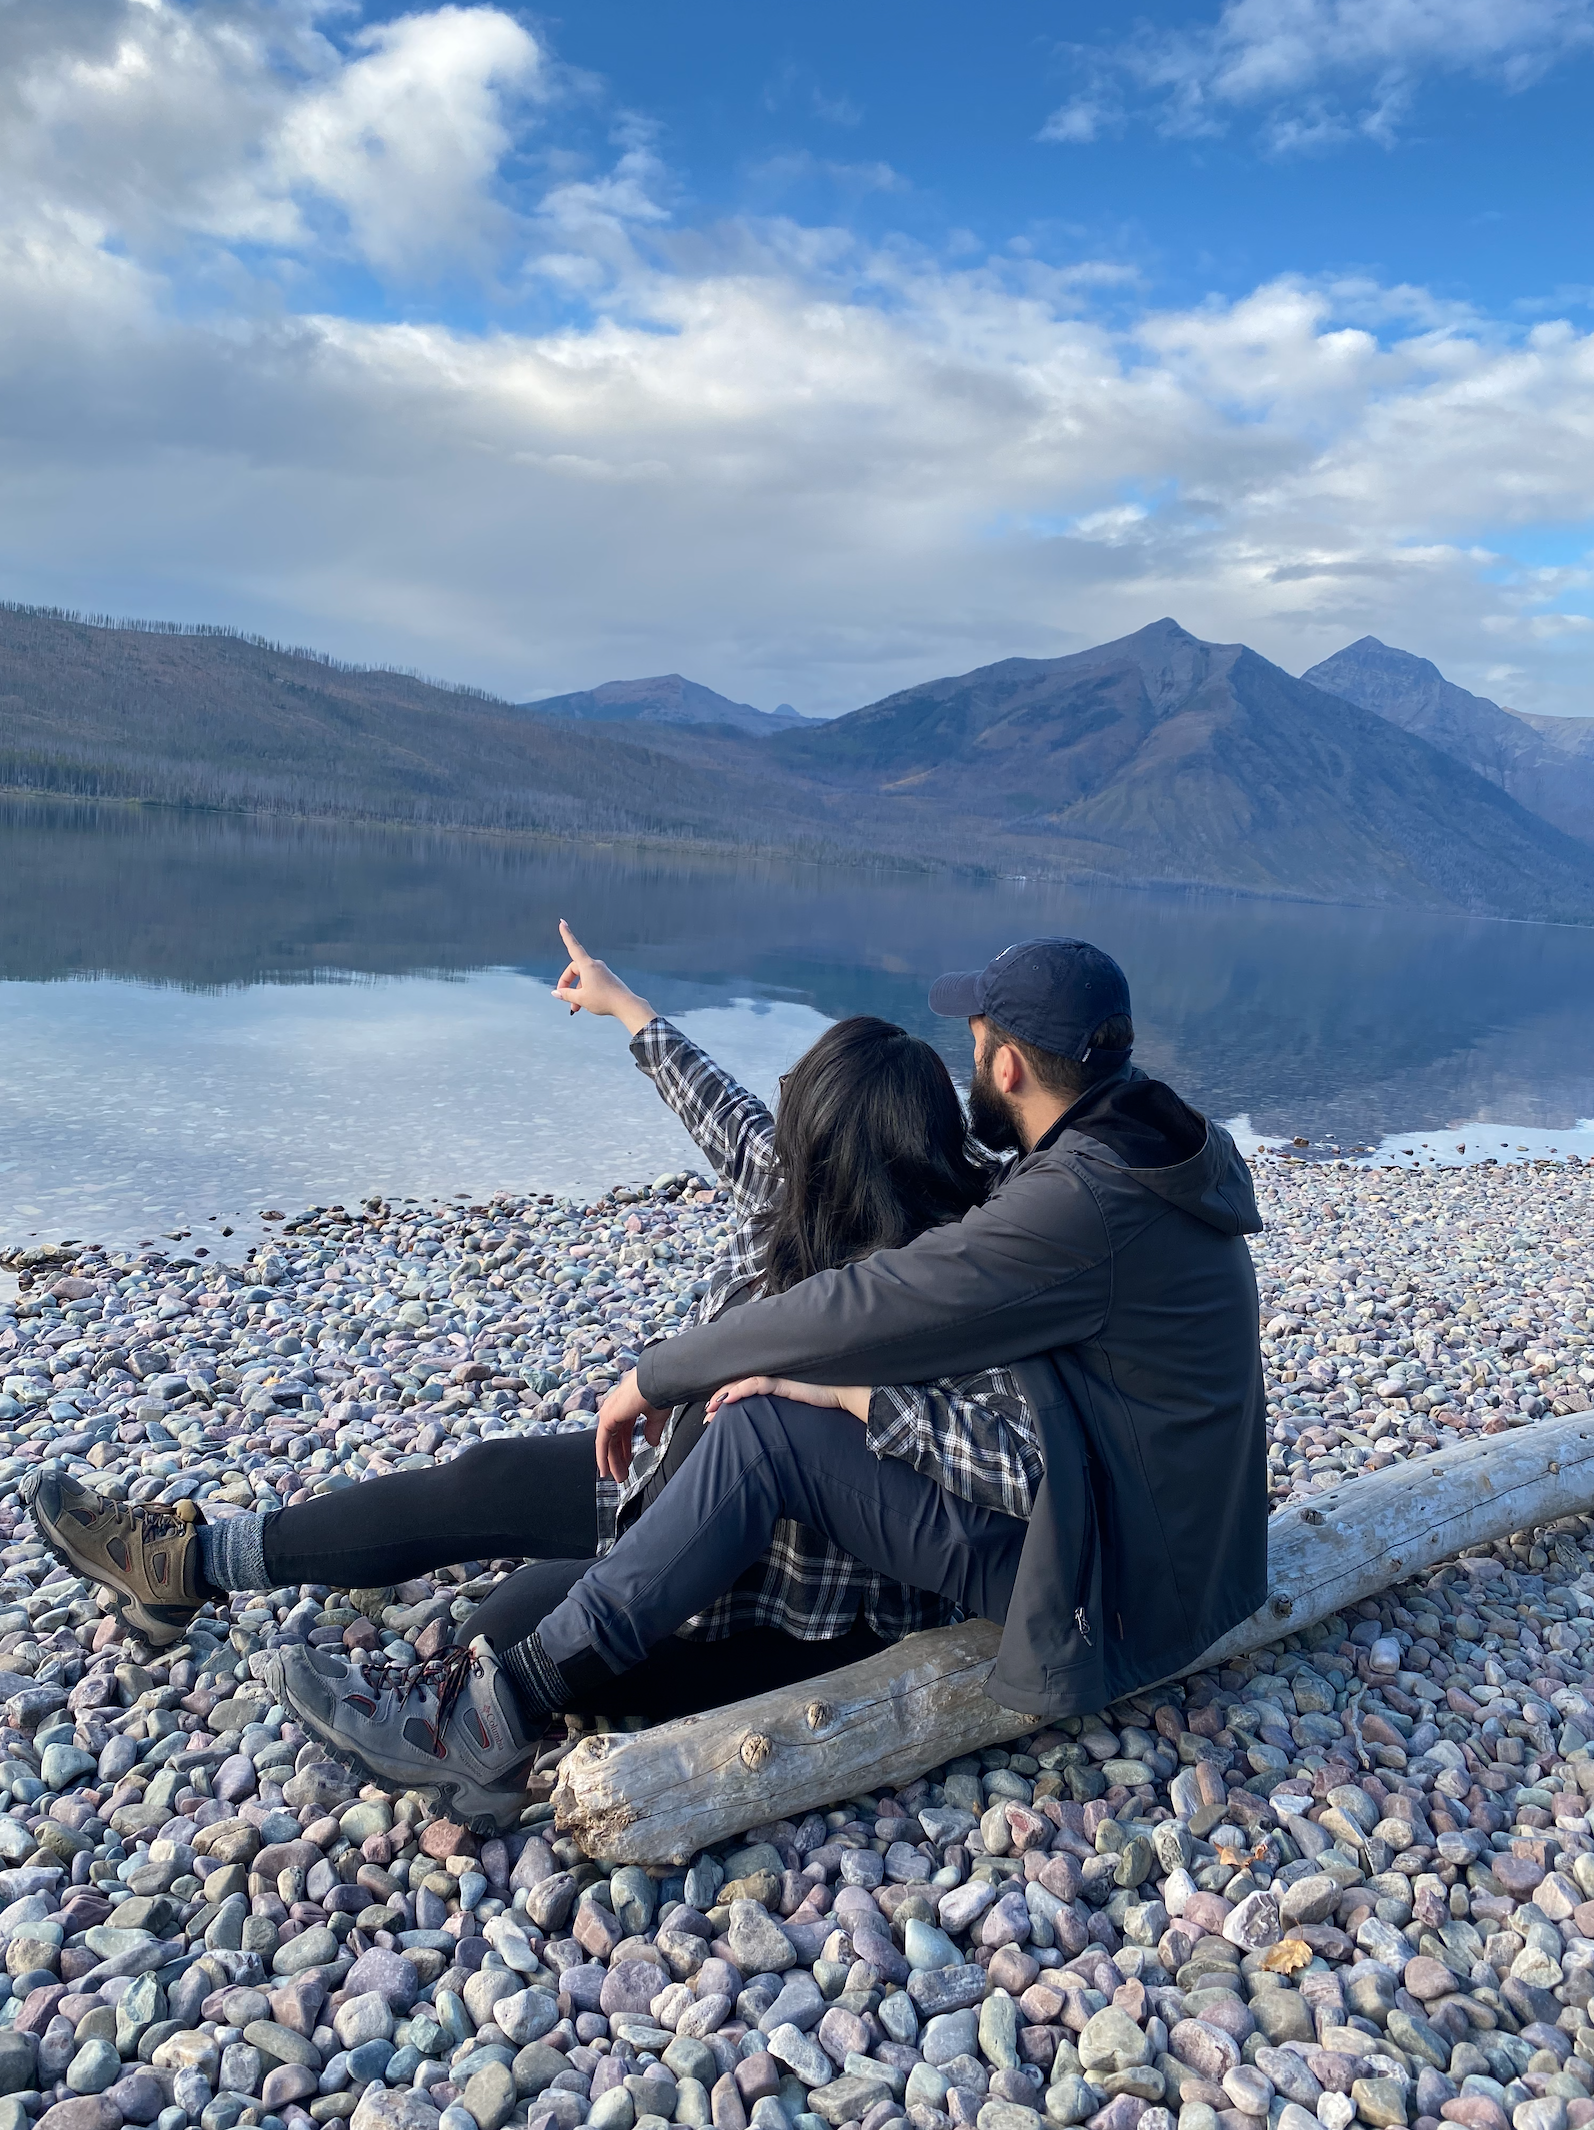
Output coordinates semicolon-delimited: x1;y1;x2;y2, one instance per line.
636;1066;1269;1718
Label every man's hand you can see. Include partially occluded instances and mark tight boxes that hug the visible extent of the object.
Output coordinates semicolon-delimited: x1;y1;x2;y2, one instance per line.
707;1376;871;1422
553;921;657;1038
595;1368;671;1482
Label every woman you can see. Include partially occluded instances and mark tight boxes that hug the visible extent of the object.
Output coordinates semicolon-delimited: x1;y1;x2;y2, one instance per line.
28;923;1041;1817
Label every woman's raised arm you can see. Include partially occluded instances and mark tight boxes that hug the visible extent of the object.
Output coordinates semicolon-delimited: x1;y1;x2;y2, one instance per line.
553;921;778;1211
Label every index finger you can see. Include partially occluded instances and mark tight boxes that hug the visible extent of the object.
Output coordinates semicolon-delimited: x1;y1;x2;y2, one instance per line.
558;919;591;964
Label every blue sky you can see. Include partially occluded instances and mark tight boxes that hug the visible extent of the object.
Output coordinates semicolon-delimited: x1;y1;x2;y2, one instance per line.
0;0;1591;717
528;0;1594;318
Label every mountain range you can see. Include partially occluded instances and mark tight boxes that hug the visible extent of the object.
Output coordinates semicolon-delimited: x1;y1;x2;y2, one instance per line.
524;672;806;735
1;600;1590;922
1302;637;1594;848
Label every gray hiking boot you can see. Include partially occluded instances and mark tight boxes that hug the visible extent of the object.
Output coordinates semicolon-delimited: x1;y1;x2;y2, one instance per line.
22;1464;204;1648
270;1635;536;1835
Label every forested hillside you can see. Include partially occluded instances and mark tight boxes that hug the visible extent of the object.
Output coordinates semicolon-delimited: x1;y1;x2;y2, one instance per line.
5;602;1593;921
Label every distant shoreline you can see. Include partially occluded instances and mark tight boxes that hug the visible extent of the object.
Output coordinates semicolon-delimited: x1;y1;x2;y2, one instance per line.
5;782;1589;931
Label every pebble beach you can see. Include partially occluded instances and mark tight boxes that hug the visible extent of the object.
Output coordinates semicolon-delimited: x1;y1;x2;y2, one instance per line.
0;1154;1590;2130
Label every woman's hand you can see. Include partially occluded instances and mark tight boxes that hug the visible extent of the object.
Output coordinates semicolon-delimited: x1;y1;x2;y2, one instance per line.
707;1376;872;1422
553;921;657;1038
595;1369;672;1482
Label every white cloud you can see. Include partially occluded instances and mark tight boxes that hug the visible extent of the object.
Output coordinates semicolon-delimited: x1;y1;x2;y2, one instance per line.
1043;0;1594;153
276;6;543;271
0;2;1592;721
0;0;544;276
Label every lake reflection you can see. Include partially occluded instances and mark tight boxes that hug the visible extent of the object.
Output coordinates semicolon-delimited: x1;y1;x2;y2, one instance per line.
3;797;1593;1249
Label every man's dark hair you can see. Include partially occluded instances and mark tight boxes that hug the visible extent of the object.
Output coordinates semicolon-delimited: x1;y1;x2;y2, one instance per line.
759;1016;995;1294
984;1014;1135;1101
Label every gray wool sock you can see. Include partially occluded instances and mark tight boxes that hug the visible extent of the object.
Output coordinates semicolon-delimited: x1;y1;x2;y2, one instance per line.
197;1512;268;1595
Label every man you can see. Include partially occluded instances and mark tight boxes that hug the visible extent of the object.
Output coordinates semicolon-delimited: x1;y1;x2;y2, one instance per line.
279;935;1269;1810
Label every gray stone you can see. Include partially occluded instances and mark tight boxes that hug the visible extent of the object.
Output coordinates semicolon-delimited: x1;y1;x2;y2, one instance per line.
1253;2048;1322;2108
243;2020;319;2072
1221;2067;1272;2118
610;1867;657;1938
908;1967;988;2018
1078;2010;1150;2077
1220;1891;1280;1952
0;2032;35;2098
115;1971;165;2056
665;2039;720;2090
1278;1876;1339;1926
767;2025;834;2089
336;1993;396;2049
344;1949;424;2010
513;2044;571;2100
726;1902;797;1975
348;2040;396;2084
978;1996;1019;2073
679;1994;733;2041
589;2092;635;2130
878;1993;918;2047
349;2088;444;2130
463;1970;520;2030
523;1873;579;1935
65;2041;122;2096
936;1882;998;1936
218;2043;262;2098
904;1921;961;1973
1514;2103;1567;2130
1349;2077;1407;2127
601;1960;667;2018
1249;1992;1313;2046
463;2060;517;2130
922;2013;980;2068
1043;2077;1094;2128
764;1974;826;2034
676;2077;713;2130
495;1987;560;2047
807;2074;895;2126
976;2106;1042;2130
39;1744;96;1790
105;2071;165;2125
272;1924;338;1974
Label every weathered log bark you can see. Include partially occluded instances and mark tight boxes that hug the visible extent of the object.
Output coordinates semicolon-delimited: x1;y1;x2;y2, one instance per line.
554;1410;1594;1864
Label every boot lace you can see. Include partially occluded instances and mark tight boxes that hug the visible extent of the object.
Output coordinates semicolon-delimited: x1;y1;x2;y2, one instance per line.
364;1641;479;1743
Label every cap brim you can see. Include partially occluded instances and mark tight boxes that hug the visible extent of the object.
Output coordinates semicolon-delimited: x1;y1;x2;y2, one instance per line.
927;972;983;1018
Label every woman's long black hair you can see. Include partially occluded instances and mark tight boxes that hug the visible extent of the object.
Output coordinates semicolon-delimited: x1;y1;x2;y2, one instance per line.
757;1015;994;1296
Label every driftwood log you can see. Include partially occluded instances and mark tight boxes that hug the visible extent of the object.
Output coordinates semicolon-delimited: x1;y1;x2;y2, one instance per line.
554;1410;1594;1864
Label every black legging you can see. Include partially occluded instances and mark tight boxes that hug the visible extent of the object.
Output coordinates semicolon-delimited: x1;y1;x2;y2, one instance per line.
255;1426;887;1720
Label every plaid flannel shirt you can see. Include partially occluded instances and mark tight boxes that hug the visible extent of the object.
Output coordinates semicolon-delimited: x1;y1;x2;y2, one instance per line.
596;1017;1043;1644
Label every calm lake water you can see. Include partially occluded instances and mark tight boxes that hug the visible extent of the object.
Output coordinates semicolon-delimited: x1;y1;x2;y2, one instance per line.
4;797;1594;1252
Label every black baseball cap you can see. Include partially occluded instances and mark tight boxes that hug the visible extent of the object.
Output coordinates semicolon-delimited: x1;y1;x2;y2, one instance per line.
928;937;1133;1064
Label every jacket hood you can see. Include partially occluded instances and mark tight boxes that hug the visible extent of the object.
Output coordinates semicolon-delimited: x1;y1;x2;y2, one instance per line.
1041;1065;1263;1238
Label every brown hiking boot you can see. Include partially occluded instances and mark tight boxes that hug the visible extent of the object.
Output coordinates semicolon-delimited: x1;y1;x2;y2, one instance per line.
22;1465;204;1647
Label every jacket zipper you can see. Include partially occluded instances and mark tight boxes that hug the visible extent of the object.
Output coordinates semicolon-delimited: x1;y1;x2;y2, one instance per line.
1073;1458;1097;1647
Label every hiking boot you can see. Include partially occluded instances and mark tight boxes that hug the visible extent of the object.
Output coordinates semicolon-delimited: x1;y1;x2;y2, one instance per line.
22;1464;204;1648
270;1636;536;1835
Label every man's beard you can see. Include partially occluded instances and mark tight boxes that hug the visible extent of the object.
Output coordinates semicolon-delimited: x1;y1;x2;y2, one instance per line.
968;1052;1024;1154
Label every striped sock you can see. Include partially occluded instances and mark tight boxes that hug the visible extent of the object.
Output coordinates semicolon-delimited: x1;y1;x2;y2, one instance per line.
500;1630;570;1724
